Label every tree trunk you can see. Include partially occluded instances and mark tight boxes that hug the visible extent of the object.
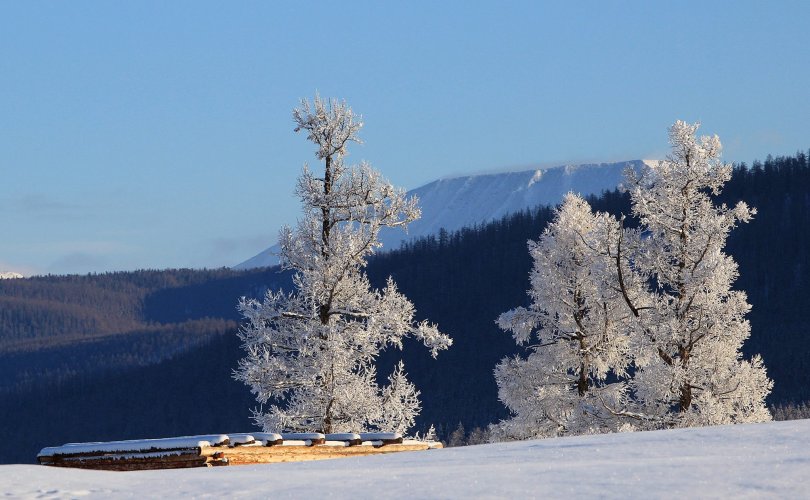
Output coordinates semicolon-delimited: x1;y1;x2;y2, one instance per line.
677;345;692;412
678;383;692;413
321;155;332;260
577;362;589;396
320;154;335;432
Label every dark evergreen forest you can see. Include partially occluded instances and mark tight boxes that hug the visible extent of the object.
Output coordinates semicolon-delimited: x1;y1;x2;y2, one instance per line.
2;151;810;464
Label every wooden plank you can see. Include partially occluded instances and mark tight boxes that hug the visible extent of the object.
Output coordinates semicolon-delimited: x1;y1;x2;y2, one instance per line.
200;442;436;466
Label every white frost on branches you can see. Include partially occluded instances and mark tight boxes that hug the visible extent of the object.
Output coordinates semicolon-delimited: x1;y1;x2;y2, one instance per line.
235;95;451;435
494;121;772;439
493;194;644;439
627;120;772;426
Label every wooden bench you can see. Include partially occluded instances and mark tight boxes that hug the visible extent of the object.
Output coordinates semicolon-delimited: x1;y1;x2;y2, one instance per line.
38;433;442;471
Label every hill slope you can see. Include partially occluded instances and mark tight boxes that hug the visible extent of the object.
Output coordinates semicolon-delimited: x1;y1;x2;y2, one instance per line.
0;268;289;394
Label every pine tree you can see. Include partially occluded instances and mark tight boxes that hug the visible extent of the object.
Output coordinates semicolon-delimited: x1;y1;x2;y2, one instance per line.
447;423;466;447
234;96;451;434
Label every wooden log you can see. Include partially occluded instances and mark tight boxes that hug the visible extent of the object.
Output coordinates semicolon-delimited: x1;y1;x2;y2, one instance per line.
43;452;202;464
44;458;210;472
379;437;404;445
40;451;210;471
38;447;202;463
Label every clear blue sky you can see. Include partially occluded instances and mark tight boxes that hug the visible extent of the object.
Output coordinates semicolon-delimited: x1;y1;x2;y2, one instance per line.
2;1;809;275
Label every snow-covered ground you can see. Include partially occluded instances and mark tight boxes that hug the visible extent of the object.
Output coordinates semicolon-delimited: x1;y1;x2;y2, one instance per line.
3;419;809;498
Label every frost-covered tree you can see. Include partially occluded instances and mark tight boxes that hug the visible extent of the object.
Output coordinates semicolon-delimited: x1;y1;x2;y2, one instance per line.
235;96;451;434
626;121;772;426
493;194;642;439
494;121;772;439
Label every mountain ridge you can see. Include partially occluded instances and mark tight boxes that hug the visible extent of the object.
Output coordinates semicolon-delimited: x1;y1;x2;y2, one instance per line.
234;160;648;270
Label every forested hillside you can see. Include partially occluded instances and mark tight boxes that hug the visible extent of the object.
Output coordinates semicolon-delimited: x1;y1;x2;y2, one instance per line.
0;268;290;394
2;151;810;464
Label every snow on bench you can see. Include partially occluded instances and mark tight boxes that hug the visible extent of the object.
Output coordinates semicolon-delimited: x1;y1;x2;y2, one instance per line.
359;432;403;445
38;434;230;458
325;433;362;445
251;432;284;446
280;432;326;445
224;433;283;446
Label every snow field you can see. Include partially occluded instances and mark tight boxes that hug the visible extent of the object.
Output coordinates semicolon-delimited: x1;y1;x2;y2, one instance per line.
5;419;810;499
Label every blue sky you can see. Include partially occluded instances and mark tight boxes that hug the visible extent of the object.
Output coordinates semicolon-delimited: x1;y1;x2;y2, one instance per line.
2;1;809;275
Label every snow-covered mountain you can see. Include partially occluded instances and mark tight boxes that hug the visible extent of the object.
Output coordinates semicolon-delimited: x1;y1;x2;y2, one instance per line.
235;245;281;270
0;272;23;280
235;160;650;270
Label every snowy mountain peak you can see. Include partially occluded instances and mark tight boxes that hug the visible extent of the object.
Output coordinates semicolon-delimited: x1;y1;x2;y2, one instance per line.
0;272;23;280
234;160;648;270
395;160;644;245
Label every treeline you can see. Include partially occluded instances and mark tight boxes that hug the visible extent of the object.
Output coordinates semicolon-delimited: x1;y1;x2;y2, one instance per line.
2;319;236;395
0;267;288;350
718;152;810;404
3;150;810;463
0;267;289;393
